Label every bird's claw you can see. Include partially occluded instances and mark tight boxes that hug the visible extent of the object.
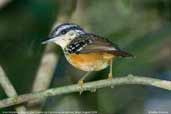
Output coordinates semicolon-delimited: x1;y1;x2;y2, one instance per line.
108;73;113;80
78;80;84;94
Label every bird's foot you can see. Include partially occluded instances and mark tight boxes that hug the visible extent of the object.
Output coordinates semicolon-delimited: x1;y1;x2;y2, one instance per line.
78;80;84;88
78;80;84;94
108;73;113;80
108;73;114;88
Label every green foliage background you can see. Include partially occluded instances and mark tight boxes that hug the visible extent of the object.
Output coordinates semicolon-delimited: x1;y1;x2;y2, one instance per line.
0;0;171;113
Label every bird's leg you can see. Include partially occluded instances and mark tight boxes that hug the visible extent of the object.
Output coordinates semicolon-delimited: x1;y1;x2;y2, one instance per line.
108;59;113;80
78;72;91;88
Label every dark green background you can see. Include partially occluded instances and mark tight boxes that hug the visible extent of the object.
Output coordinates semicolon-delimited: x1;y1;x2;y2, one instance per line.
0;0;171;114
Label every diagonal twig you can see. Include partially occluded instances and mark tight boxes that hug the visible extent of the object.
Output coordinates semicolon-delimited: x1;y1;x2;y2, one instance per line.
0;65;26;113
28;0;77;111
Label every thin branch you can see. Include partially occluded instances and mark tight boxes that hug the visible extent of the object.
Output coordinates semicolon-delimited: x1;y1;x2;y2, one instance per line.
0;0;11;9
0;66;26;112
0;75;170;109
71;0;90;30
27;45;60;111
28;0;77;111
30;0;76;98
31;45;60;95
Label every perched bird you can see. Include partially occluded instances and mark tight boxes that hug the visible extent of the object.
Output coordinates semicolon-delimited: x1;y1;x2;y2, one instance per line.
42;23;133;87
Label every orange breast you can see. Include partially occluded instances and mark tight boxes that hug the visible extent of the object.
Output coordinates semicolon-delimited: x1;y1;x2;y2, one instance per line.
66;52;114;71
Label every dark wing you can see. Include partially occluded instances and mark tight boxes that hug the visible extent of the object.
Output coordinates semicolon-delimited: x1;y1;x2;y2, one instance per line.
66;33;132;57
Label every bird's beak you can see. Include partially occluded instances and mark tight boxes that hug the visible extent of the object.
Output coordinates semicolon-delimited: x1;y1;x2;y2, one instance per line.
42;39;52;44
42;36;66;48
42;37;59;45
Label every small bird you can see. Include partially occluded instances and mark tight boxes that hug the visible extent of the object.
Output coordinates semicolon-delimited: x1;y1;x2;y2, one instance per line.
42;23;133;87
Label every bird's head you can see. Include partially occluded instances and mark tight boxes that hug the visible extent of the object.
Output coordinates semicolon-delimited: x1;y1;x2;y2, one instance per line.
42;23;85;49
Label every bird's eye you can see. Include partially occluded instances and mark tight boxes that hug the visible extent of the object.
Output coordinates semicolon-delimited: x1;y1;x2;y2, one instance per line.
61;30;67;34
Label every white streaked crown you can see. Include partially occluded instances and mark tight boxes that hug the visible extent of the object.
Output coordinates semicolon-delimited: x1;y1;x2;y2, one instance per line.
43;23;86;49
49;23;85;38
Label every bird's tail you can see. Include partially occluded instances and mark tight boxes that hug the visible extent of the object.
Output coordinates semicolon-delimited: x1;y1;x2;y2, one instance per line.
111;50;134;57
